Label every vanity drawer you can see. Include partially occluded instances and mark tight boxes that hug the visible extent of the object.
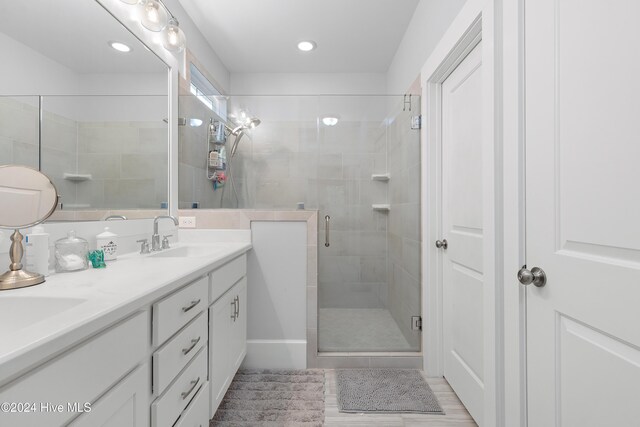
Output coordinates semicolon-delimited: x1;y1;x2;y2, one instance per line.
174;379;210;427
153;312;207;395
153;276;208;346
210;254;246;303
0;311;149;427
152;346;207;427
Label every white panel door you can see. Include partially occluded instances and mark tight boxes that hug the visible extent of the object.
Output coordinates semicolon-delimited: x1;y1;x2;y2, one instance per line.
441;41;484;425
525;1;640;426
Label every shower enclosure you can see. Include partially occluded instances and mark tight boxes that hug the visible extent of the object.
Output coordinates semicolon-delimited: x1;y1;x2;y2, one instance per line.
179;93;421;353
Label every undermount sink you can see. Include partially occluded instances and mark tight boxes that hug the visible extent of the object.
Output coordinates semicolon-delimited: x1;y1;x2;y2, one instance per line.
0;296;87;335
150;246;224;258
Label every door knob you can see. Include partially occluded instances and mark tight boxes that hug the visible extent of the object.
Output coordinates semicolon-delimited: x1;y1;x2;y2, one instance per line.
435;239;448;249
517;265;546;287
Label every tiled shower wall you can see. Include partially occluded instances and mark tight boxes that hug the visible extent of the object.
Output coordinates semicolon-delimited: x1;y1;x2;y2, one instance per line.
226;116;389;310
177;95;421;351
178;94;223;209
0;96;168;210
387;98;422;349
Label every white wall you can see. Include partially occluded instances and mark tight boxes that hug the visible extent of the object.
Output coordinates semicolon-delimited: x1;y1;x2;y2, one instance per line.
386;0;468;94
230;72;386;95
163;0;230;93
0;32;79;98
243;221;308;369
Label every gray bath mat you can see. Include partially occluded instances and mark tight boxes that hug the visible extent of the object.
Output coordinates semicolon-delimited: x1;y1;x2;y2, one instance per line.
336;369;444;414
211;369;325;427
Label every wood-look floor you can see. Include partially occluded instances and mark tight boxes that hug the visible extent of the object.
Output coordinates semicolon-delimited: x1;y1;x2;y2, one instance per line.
324;370;478;426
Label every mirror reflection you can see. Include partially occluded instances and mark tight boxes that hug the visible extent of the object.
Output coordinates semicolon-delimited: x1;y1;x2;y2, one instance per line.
0;0;169;216
0;166;58;228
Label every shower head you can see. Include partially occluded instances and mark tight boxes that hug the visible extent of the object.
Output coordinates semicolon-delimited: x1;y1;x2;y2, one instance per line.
227;117;261;135
246;118;261;129
228;117;261;157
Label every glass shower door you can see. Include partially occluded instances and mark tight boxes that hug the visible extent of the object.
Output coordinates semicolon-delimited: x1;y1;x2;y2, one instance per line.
317;95;421;353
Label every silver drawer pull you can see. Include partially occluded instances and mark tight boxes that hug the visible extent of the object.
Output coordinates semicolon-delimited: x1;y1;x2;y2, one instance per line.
181;376;200;400
230;299;237;320
182;299;201;313
235;296;239;318
181;336;201;355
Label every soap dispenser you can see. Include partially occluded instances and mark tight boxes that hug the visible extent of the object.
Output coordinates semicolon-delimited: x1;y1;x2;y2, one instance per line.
25;225;50;277
96;227;118;261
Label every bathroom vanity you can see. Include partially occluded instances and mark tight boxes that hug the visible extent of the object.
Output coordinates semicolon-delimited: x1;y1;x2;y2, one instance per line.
0;232;250;426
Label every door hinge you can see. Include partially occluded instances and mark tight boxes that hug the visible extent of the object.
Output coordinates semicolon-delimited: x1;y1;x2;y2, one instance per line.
411;316;422;331
411;115;422;130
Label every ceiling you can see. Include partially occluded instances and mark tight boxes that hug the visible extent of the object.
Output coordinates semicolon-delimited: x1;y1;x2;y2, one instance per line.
0;0;166;74
178;0;420;73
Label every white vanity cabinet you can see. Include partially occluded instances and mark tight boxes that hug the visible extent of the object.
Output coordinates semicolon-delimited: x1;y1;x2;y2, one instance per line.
0;247;250;427
151;276;209;427
70;363;150;427
0;312;150;427
209;254;248;418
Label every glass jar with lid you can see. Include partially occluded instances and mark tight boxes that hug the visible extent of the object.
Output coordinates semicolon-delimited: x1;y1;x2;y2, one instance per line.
55;230;88;272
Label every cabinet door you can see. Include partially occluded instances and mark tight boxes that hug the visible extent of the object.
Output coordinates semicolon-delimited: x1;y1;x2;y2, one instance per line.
231;278;248;372
70;363;150;427
209;292;233;418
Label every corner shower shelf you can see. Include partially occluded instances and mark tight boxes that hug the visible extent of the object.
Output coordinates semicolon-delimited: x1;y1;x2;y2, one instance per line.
372;204;391;212
63;173;92;182
371;173;390;182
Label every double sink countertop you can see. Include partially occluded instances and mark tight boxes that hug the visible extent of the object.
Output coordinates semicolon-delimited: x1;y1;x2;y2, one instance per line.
0;229;251;387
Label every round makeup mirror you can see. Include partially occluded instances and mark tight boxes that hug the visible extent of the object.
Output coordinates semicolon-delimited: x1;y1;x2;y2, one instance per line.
0;165;58;290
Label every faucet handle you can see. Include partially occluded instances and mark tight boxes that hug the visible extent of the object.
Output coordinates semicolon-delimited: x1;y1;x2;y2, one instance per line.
136;239;150;254
162;235;173;250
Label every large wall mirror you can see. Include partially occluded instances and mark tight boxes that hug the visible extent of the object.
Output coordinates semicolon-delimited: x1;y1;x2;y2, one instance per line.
0;0;169;219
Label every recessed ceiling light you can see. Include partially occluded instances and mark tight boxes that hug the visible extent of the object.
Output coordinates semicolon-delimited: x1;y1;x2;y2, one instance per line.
109;41;132;53
322;116;339;126
297;40;317;52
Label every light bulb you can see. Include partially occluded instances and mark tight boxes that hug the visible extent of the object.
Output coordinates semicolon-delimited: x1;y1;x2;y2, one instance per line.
297;41;317;52
140;0;168;32
162;19;186;52
322;117;339;126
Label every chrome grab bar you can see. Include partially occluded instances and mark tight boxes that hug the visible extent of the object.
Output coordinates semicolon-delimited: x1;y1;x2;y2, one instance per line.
325;215;330;247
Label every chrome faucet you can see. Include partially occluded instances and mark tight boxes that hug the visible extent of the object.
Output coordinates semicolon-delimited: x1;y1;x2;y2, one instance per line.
152;215;179;251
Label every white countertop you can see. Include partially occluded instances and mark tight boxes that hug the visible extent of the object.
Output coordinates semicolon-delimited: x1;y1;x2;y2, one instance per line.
0;230;251;387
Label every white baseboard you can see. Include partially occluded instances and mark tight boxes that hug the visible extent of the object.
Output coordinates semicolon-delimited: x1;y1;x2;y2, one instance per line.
242;340;307;369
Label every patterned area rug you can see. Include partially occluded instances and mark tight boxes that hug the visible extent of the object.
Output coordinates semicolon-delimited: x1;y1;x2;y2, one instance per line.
336;369;444;414
211;369;325;427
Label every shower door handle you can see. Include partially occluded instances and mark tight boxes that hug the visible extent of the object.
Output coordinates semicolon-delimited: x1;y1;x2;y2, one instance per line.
325;215;330;247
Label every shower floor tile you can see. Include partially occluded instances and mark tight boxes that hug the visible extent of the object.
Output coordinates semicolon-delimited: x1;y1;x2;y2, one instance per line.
319;308;413;352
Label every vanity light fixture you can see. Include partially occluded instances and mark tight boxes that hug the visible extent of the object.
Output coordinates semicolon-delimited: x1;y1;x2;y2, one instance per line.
109;41;132;53
322;116;339;126
120;0;186;53
297;40;317;52
162;18;186;53
140;0;169;32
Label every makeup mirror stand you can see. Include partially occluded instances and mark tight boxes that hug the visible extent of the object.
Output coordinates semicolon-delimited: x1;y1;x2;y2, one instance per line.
0;230;44;290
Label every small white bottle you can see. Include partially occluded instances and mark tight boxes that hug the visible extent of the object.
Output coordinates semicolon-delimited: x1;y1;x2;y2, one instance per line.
25;225;50;276
96;227;119;261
